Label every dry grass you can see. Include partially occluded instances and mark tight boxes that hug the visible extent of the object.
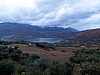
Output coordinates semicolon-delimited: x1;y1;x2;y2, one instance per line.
8;44;78;62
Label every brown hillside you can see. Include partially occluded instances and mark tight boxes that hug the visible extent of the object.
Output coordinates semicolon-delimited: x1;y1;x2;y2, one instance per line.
74;28;100;41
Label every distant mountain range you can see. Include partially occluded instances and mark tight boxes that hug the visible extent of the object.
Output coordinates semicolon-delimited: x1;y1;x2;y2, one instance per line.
0;22;100;43
0;22;78;42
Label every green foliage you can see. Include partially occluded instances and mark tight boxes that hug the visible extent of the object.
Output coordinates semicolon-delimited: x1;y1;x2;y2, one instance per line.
70;48;100;64
48;61;72;75
0;59;16;75
70;48;100;75
0;45;22;61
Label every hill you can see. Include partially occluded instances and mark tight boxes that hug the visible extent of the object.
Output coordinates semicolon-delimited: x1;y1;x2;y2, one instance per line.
73;28;100;43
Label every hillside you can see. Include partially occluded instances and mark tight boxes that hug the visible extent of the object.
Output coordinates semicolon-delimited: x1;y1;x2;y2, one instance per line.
73;28;100;43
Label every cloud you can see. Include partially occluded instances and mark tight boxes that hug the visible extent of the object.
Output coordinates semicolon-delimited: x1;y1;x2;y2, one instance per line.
0;0;100;30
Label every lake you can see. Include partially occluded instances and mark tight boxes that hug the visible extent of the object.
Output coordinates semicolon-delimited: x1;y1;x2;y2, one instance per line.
31;38;62;43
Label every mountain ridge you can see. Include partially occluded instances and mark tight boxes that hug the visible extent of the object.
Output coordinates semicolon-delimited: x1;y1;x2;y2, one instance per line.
0;22;78;41
71;28;100;43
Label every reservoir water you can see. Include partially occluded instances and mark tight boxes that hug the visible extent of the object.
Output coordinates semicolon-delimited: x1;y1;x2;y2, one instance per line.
31;38;62;43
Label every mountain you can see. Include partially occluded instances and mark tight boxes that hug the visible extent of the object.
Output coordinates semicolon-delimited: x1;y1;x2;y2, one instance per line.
2;22;100;43
0;22;78;42
72;28;100;43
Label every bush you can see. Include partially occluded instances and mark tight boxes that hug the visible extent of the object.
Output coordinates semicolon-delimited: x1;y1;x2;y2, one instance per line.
0;59;16;75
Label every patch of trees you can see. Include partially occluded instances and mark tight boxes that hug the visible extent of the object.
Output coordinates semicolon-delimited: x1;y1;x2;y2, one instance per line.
70;48;100;75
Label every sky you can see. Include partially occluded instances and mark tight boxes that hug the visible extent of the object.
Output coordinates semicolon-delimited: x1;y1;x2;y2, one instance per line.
0;0;100;30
